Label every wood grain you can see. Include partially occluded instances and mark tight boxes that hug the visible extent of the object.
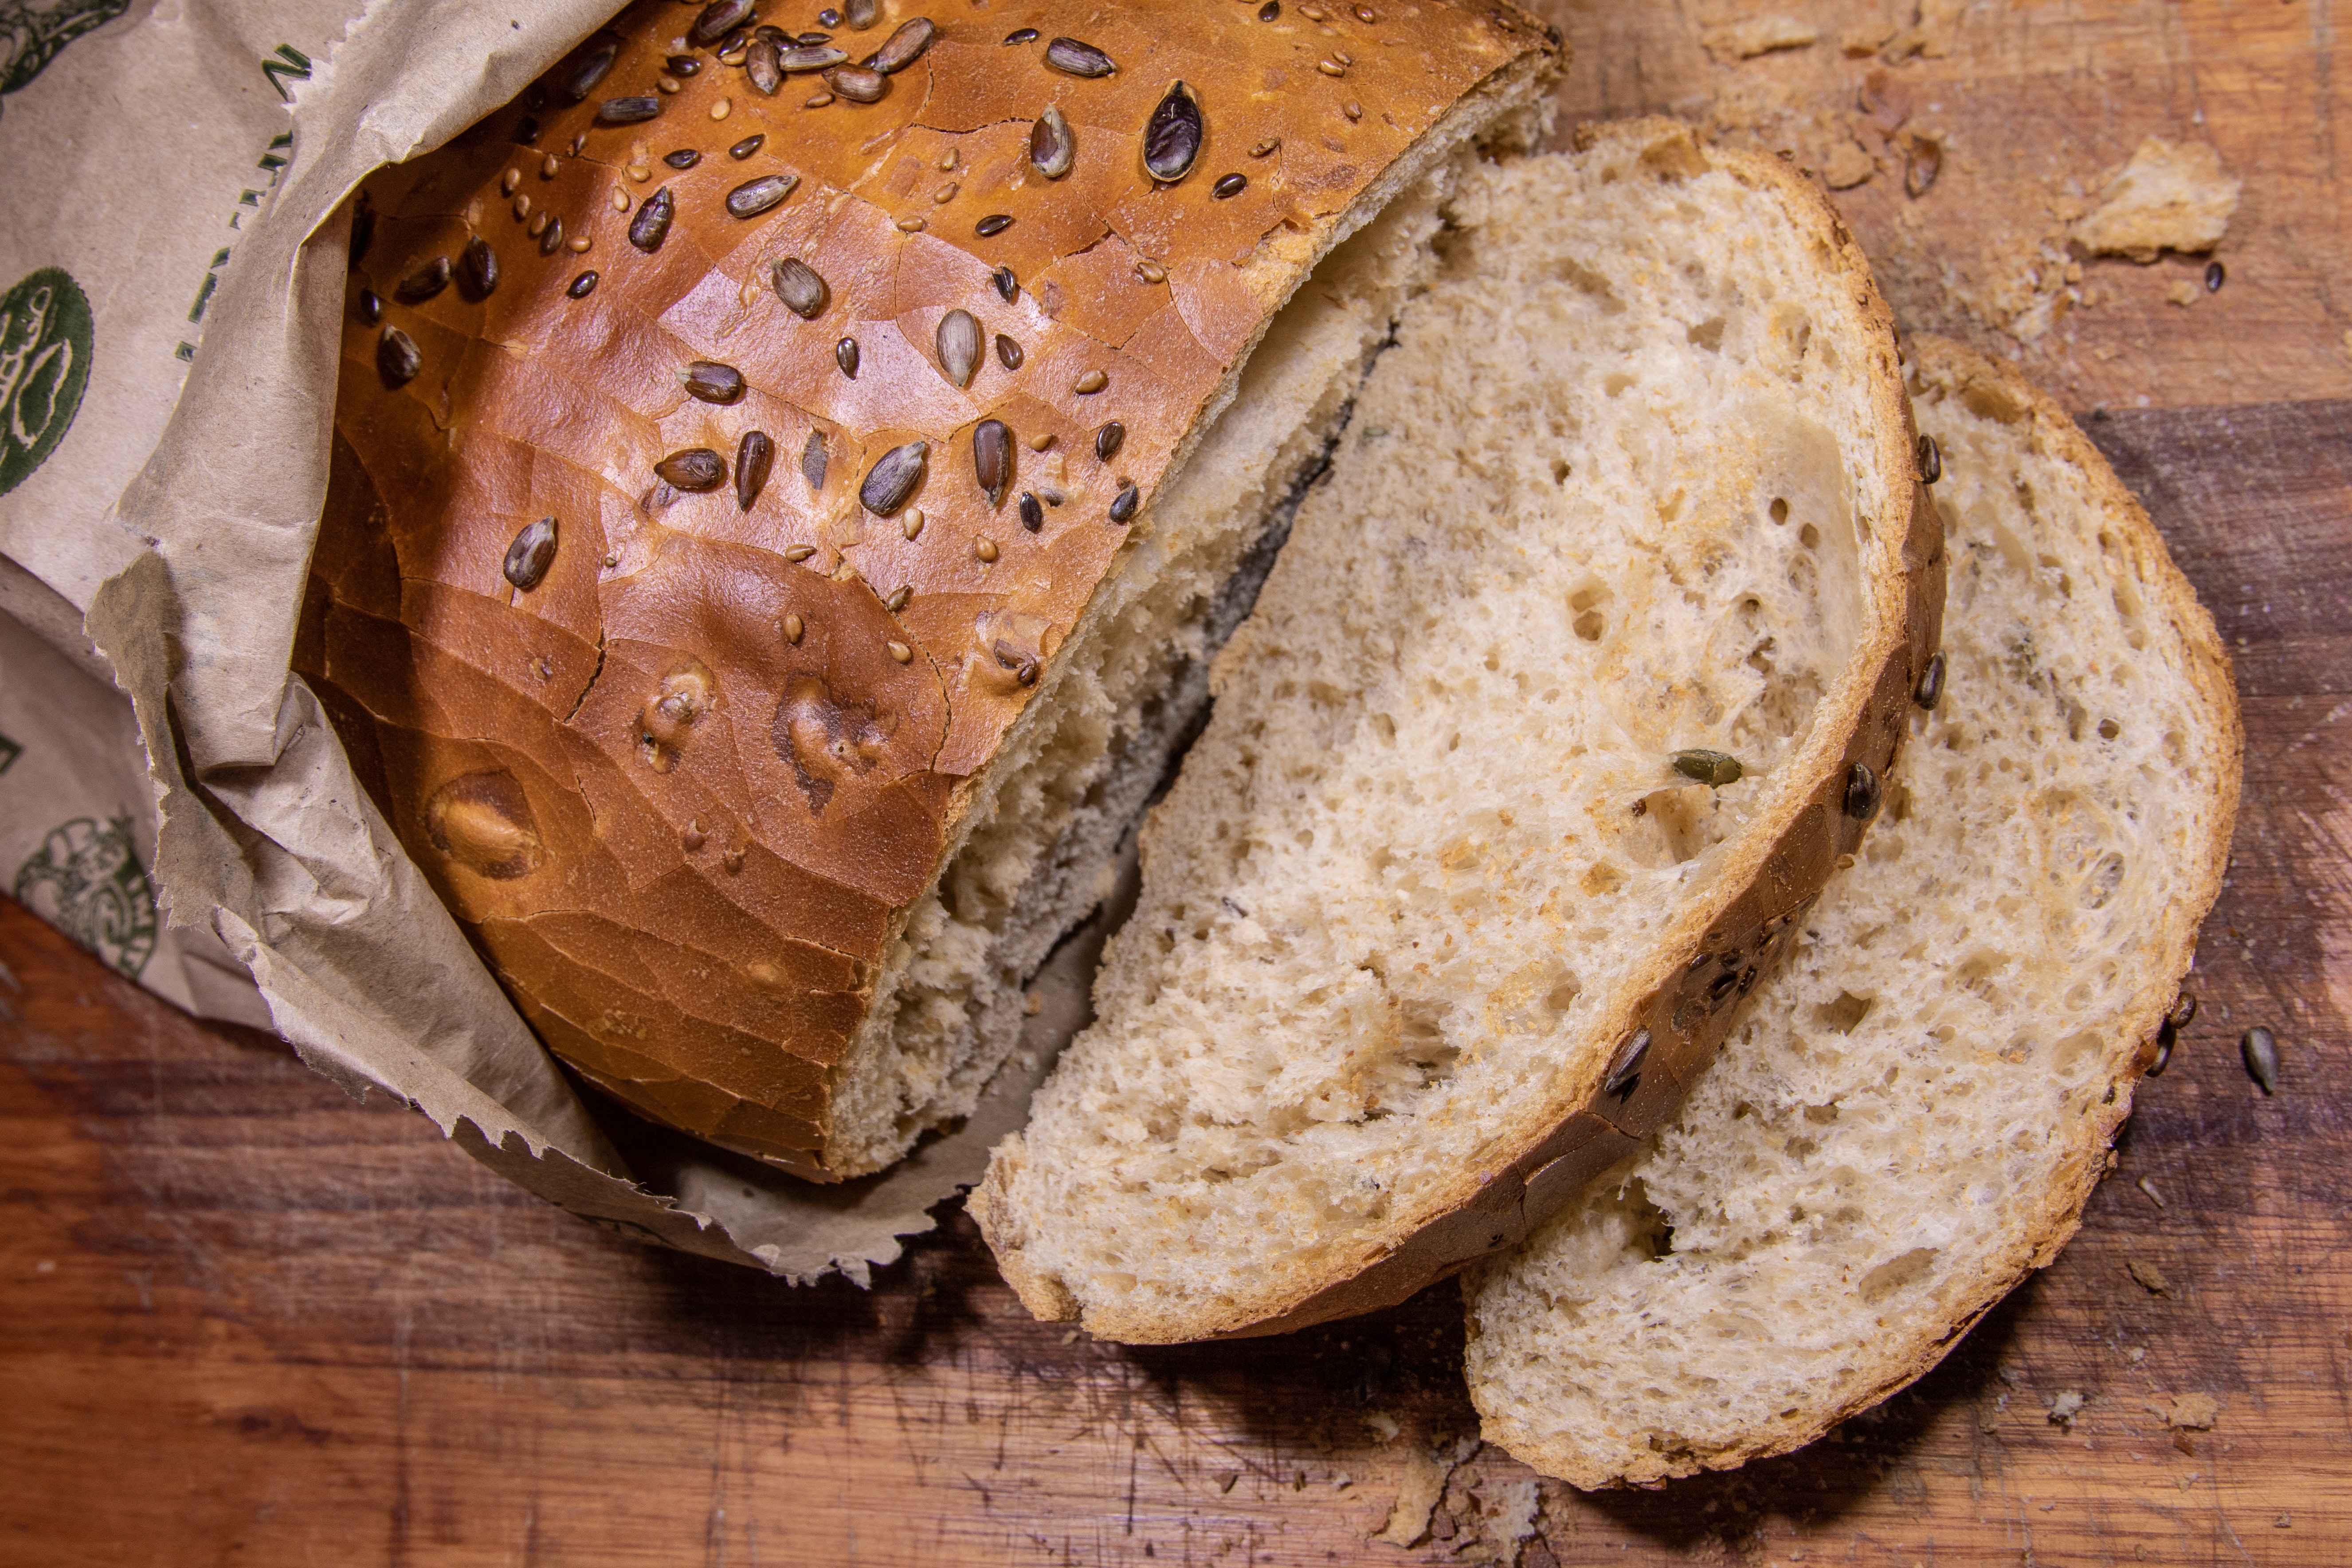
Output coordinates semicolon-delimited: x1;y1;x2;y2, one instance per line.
6;1;2351;1563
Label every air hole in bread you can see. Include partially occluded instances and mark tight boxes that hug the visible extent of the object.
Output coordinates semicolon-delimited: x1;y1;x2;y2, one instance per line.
1857;1247;1939;1303
1688;317;1727;351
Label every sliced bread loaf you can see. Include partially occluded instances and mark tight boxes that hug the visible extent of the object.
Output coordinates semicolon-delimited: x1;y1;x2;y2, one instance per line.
1462;337;2241;1488
972;122;1944;1342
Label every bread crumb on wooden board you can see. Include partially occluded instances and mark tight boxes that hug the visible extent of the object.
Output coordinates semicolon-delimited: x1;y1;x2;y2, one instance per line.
2148;1392;2221;1430
2073;137;2244;261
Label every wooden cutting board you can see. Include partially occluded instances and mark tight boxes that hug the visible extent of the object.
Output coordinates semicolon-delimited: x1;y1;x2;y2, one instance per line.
6;2;2349;1562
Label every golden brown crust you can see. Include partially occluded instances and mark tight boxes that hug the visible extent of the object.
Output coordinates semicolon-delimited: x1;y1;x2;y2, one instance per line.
298;0;1559;1176
973;118;1944;1342
1486;335;2243;1487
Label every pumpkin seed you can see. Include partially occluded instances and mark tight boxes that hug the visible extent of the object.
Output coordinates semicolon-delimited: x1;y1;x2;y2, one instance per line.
772;256;829;317
503;517;559;589
737;430;774;510
860;441;928;514
1144;81;1204;182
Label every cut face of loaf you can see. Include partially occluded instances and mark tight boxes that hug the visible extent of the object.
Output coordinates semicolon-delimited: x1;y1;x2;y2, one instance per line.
294;0;1559;1179
972;122;1944;1343
1462;337;2242;1490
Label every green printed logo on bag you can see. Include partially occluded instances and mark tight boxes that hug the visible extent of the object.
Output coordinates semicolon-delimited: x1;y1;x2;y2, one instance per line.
0;267;93;496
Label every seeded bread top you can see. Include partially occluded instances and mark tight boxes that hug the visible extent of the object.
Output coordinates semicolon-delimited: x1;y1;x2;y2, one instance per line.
295;0;1556;1176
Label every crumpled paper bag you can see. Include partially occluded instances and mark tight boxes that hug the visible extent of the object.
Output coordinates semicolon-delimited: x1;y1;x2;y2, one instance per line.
2;0;1074;1282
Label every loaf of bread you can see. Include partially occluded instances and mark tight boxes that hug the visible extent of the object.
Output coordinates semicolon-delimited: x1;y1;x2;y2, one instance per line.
294;0;1559;1177
1462;337;2241;1487
972;122;1944;1342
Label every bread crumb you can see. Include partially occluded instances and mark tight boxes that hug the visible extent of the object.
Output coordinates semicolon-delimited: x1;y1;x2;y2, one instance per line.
2046;1389;2086;1427
1364;1410;1401;1443
1701;16;1819;61
2127;1258;2174;1297
2148;1392;2219;1430
2167;279;2200;307
1375;1446;1448;1546
2072;138;2242;261
1885;0;1966;60
1823;139;1877;190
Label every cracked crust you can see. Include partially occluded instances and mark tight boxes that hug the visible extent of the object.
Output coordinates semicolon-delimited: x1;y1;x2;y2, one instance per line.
294;0;1558;1177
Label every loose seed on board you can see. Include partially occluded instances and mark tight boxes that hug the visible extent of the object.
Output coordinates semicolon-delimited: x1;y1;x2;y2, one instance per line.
885;584;911;612
1045;36;1117;76
1135;259;1166;284
502;517;559;590
1109;482;1140;523
2242;1027;2279;1094
993;266;1019;303
538;217;565;256
772;256;830;317
1212;172;1247;199
1842;760;1881;820
860;441;929;514
835;337;860;376
1004;25;1038;43
826;64;888;101
1672;749;1744;787
937;308;982;388
727;173;799;218
657;448;728;491
866;17;936;72
1144;81;1204;182
781;43;848;71
394;255;452;303
1917;433;1942;484
567;270;599;298
554;42;619;102
1031;105;1076;179
1914;650;1947;710
783;612;805;643
665;148;702;169
975;536;1000;562
629;187;676;250
2206;259;2226;292
976;214;1013;237
690;0;753;47
801;428;828;490
729;134;766;159
843;0;876;27
745;37;783;94
785;543;817;562
993;334;1024;371
377;326;422;387
1018;491;1044;530
1602;1027;1650;1100
1074;369;1107;394
598;96;662;124
1095;421;1125;460
973;419;1013;506
357;289;382;325
679;360;747;403
888;640;913;663
737;429;775;510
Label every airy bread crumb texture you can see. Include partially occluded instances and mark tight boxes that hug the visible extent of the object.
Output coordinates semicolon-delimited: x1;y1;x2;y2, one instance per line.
1462;338;2239;1490
981;134;1910;1337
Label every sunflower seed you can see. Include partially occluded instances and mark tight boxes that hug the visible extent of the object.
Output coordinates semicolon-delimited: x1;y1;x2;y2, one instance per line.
378;326;422;387
690;0;753;47
1212;172;1247;199
663;149;702;171
394;255;451;304
357;288;382;325
1914;650;1946;710
826;64;888;100
973;419;1013;506
2242;1027;2279;1094
1918;433;1942;484
993;333;1023;371
657;449;726;491
835;337;859;376
843;0;875;26
1603;1027;1650;1100
1074;368;1107;394
599;96;661;124
1673;749;1743;787
771;256;829;317
798;29;831;43
629;187;676;251
993;266;1019;303
1045;36;1116;76
1031;105;1075;178
782;43;848;71
503;517;559;589
728;173;798;217
1843;760;1881;820
736;430;774;510
860;441;928;514
554;41;619;102
745;37;783;93
1018;491;1043;531
1109;483;1140;523
1094;421;1125;460
937;308;981;388
679;361;746;404
567;270;599;298
866;16;935;73
1144;81;1204;182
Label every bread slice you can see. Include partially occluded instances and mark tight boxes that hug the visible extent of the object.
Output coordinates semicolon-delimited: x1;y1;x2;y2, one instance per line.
972;122;1944;1342
1462;337;2241;1488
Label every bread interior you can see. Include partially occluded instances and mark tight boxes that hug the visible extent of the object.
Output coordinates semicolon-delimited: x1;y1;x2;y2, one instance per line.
979;140;1900;1337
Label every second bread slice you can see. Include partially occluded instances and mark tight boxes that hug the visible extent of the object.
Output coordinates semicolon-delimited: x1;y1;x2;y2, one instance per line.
973;122;1943;1342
